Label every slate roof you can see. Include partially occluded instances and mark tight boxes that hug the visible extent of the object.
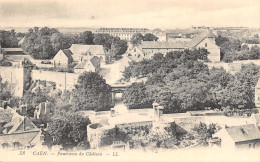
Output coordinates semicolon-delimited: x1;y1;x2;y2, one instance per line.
186;31;216;47
61;49;73;62
5;55;34;63
74;56;100;69
225;124;260;142
74;61;88;69
2;48;23;52
142;30;217;49
142;41;188;49
3;115;38;134
90;56;100;68
0;130;40;147
70;44;105;55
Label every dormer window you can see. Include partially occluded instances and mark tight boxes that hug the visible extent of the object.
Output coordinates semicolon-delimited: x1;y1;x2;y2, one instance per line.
2;143;9;149
13;141;20;148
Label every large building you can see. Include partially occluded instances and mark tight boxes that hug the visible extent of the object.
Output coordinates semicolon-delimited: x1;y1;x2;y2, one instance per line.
95;28;149;41
141;31;221;62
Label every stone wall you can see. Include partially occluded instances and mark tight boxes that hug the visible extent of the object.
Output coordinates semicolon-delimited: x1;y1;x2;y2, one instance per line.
31;70;79;91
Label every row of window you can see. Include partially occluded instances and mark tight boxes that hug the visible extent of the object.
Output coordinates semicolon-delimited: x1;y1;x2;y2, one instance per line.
98;31;147;34
2;142;21;149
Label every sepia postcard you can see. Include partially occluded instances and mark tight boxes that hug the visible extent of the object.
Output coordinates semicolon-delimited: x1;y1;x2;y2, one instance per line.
0;0;260;161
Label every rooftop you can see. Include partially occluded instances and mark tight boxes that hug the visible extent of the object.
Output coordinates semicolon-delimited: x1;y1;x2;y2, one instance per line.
2;48;23;52
142;41;188;49
70;44;105;55
142;30;217;49
225;124;260;142
61;49;73;62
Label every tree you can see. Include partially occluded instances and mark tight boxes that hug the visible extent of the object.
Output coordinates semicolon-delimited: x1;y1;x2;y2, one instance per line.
93;34;112;51
78;31;94;44
50;33;73;53
22;27;60;59
143;33;159;41
248;45;260;60
122;82;152;109
130;33;144;45
48;113;91;149
111;39;128;58
72;72;112;111
0;30;19;48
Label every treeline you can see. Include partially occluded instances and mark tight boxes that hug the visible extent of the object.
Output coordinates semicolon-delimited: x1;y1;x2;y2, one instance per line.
215;35;260;62
130;33;159;45
1;27;160;60
122;49;260;113
21;27;128;59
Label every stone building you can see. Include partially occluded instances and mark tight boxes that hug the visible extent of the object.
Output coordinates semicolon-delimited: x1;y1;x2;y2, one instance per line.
141;30;221;62
95;28;149;41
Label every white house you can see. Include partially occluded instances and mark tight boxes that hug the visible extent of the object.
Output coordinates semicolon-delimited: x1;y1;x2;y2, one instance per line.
53;49;73;69
213;124;260;150
74;56;101;74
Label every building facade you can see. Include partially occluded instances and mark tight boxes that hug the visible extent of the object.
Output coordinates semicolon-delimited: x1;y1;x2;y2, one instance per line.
213;124;260;150
141;31;221;62
53;49;73;69
95;28;149;41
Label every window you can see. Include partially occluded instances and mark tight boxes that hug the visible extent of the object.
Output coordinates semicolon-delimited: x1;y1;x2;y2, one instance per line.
2;143;9;149
13;142;20;149
134;49;136;52
205;43;207;47
249;143;256;149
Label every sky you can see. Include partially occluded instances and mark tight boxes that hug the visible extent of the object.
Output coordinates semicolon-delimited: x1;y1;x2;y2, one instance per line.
0;0;260;29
